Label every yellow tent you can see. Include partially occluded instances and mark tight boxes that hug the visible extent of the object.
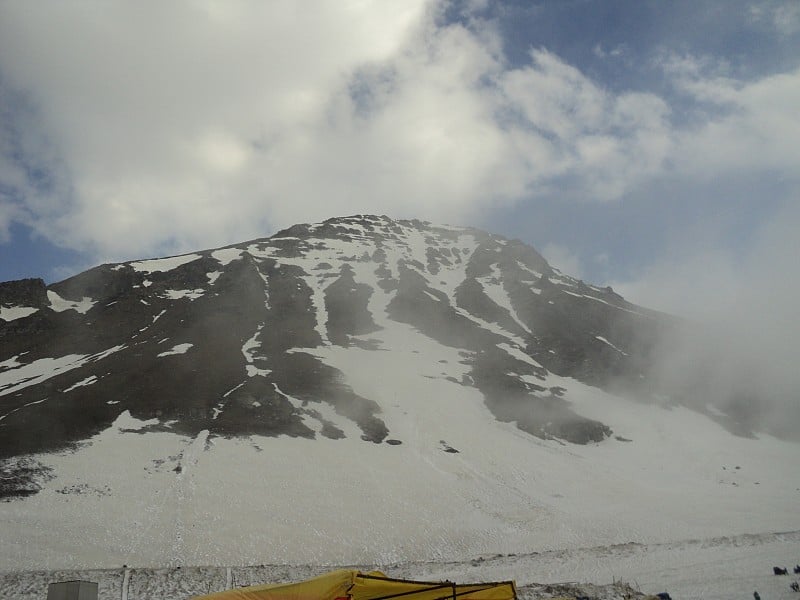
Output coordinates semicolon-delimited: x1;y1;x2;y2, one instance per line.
192;569;517;600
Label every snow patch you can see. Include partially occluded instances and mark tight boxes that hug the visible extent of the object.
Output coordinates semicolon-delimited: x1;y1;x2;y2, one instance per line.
0;354;90;398
477;267;531;335
595;335;628;355
705;403;728;418
162;289;205;300
563;290;643;315
63;375;98;393
0;355;24;370
47;290;96;314
0;344;125;399
516;260;543;279
129;254;202;274
211;248;243;266
498;343;544;369
0;397;49;422
452;305;526;347
0;305;38;321
242;325;270;377
157;344;194;358
113;409;159;430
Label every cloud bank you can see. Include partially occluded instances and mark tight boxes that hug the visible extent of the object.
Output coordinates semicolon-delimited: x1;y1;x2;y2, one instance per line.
1;1;796;267
612;198;800;440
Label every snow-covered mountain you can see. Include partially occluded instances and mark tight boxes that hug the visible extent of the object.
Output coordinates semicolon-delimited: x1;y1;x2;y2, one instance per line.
0;215;668;459
0;216;797;591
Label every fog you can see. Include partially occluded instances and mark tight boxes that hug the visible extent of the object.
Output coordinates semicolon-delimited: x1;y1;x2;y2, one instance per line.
613;200;800;440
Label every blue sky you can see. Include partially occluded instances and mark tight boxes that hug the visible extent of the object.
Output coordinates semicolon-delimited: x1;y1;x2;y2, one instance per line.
0;0;798;323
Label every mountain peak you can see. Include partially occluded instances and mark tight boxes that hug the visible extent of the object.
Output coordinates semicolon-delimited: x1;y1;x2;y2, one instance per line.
0;215;659;471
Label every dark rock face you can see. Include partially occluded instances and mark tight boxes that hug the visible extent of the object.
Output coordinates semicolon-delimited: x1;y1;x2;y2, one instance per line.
324;263;380;346
0;278;49;308
388;261;499;351
0;214;678;470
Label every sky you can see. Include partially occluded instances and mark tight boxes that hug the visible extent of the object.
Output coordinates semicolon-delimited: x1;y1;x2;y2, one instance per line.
0;0;798;318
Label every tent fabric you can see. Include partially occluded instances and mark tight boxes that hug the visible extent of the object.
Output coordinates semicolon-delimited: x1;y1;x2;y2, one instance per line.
192;569;517;600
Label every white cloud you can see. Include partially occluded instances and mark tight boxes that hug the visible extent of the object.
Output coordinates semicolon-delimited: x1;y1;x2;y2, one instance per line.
610;199;800;436
0;202;15;243
541;243;584;280
749;1;800;35
0;1;797;271
773;3;800;34
0;0;432;259
592;43;625;60
610;250;742;320
487;48;674;202
677;69;800;175
0;2;678;262
656;50;800;178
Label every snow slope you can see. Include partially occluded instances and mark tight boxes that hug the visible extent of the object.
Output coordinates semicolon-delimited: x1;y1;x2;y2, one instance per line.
0;216;798;599
1;325;797;570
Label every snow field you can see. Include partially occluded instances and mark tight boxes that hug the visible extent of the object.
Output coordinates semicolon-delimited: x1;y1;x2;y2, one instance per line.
2;223;798;599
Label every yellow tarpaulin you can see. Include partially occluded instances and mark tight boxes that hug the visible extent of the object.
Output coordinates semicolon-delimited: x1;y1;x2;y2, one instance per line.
192;569;517;600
